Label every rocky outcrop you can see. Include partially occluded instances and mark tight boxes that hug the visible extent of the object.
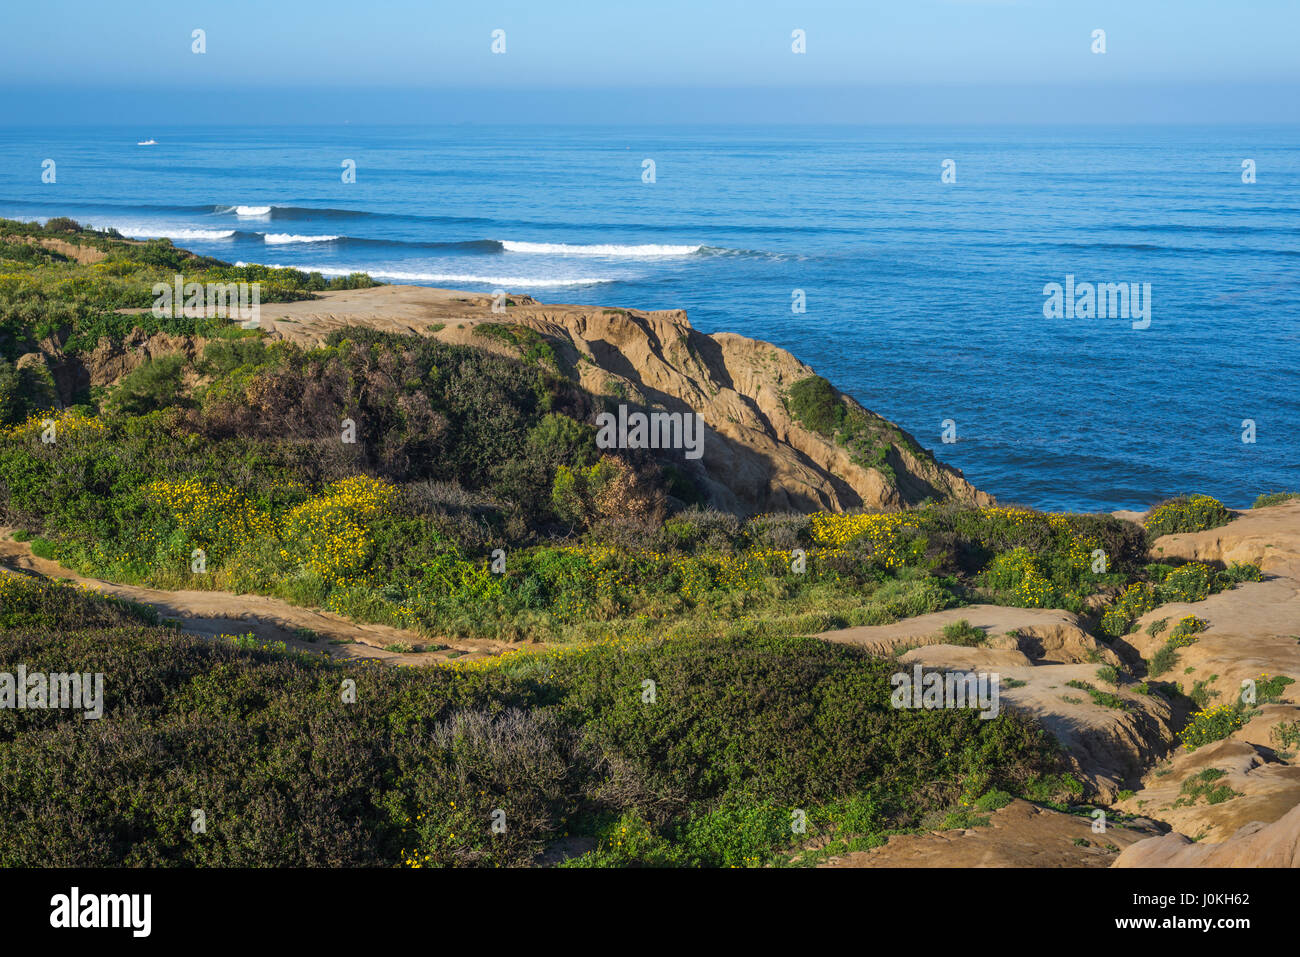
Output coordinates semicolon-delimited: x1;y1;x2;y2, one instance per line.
1115;800;1300;867
33;237;110;265
814;605;1122;666
255;286;992;516
811;501;1300;865
1108;500;1300;859
81;331;199;387
29;329;199;410
814;604;1177;800
13;352;61;411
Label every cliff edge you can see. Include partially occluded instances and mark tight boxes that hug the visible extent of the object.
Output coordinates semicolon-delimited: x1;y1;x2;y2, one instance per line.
245;285;992;516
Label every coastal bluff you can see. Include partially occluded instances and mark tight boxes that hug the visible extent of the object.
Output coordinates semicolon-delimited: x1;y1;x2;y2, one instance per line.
249;284;992;516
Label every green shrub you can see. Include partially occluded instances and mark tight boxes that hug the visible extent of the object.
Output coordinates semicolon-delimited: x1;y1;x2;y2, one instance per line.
973;788;1014;812
1157;563;1213;603
1100;583;1159;638
1252;492;1300;509
1144;495;1232;537
550;458;621;527
1189;679;1219;710
105;354;188;415
741;513;810;551
199;335;273;378
1253;674;1295;704
1272;721;1300;752
1167;615;1208;647
786;376;844;436
560;812;688;868
1064;679;1127;710
43;216;82;233
980;547;1059;608
472;323;559;370
1144;563;1174;583
0;574;157;630
1172;768;1239;807
1146;616;1208;681
28;537;58;560
0;356;59;425
1020;772;1084;808
1218;562;1262;586
1179;705;1246;751
940;618;984;647
940;809;991;829
672;804;795;867
1148;643;1179;678
0;606;1066;867
0;218;378;358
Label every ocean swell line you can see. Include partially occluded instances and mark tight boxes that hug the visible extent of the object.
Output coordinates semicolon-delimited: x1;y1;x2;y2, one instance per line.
236;262;618;287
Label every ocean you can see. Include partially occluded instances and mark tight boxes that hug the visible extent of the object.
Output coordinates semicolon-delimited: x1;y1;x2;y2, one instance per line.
1;123;1296;512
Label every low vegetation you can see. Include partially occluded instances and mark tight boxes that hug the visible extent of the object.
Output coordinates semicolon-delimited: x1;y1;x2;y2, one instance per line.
1172;769;1239;808
1253;491;1300;509
1064;679;1128;711
939;619;984;647
1178;676;1294;752
0;576;1073;867
784;375;930;488
0;216;374;405
1144;494;1233;538
1148;615;1209;677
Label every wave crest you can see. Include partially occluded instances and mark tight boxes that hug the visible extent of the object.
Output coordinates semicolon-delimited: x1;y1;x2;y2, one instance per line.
117;227;236;240
216;205;273;216
263;233;342;244
237;262;615;287
501;240;701;257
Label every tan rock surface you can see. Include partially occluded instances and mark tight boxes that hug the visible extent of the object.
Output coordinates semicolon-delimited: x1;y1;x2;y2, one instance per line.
82;330;199;386
813;604;1120;665
1109;500;1300;850
824;798;1161;868
1115;800;1300;867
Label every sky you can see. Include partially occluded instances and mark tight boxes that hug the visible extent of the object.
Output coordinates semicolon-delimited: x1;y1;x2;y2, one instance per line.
1;0;1297;124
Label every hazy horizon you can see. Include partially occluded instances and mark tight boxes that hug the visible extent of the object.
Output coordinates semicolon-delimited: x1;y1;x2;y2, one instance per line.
4;86;1300;126
2;0;1298;125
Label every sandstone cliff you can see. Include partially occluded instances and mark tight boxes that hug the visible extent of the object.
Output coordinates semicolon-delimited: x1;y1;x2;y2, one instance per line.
248;285;992;516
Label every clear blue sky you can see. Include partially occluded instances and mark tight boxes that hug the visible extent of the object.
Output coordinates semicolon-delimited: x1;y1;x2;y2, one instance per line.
2;0;1297;123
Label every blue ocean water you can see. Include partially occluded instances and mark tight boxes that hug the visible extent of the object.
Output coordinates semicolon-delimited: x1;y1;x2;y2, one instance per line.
1;124;1296;512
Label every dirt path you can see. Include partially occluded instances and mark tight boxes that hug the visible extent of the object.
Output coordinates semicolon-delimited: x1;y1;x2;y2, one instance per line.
0;530;522;667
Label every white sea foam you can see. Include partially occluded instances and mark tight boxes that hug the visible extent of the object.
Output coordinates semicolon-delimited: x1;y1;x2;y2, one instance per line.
117;226;236;240
237;262;616;287
263;233;342;244
233;205;272;216
501;241;701;257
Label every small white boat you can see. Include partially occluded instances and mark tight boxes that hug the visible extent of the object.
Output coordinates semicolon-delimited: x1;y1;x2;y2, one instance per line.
137;139;158;146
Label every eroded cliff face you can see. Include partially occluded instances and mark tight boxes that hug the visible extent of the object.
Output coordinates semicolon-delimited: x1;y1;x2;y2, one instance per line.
254;285;993;516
